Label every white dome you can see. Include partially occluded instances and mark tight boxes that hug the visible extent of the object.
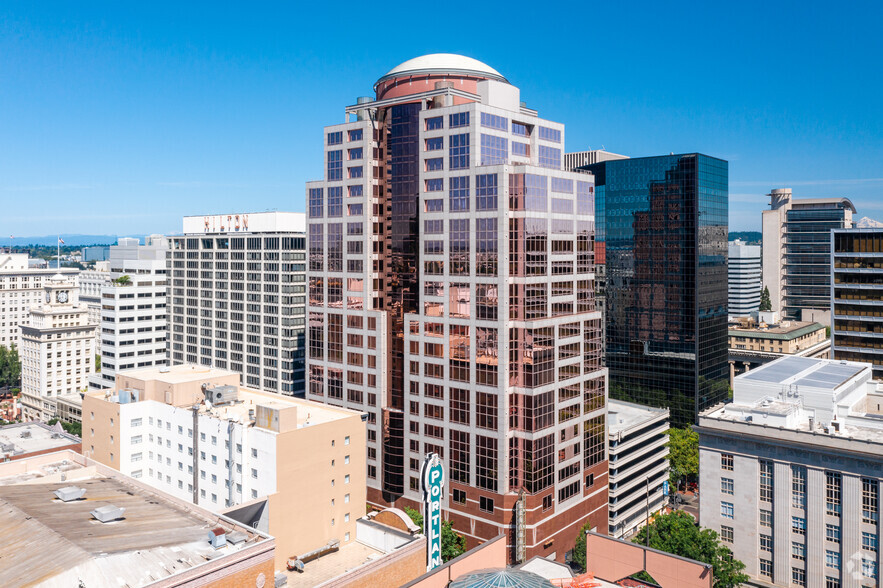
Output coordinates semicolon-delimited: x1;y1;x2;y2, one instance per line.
377;54;508;85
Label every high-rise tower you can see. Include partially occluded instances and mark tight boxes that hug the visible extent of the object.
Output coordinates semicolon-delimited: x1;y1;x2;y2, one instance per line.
307;54;608;561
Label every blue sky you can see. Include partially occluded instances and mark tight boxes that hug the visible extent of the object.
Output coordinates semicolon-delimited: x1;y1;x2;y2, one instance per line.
1;1;881;238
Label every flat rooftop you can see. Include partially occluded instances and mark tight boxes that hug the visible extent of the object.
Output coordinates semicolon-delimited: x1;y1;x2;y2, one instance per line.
0;455;270;588
739;355;867;391
0;422;79;458
608;400;668;435
118;363;238;385
728;321;824;340
198;387;361;429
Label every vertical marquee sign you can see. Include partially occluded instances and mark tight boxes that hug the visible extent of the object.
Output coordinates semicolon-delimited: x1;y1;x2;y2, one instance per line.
421;452;445;571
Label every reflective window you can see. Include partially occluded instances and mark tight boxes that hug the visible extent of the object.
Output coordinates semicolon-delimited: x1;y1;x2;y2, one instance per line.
426;137;443;151
425;116;443;131
476;174;498;210
538;126;561;143
425;157;443;171
425;178;443;192
512;142;530;157
480;112;507;131
348;129;362;142
449;176;470;212
449;112;469;128
538;145;561;169
449;133;470;170
512;121;531;137
327;186;343;218
327;150;343;181
481;134;507;165
308;188;323;218
327;131;343;145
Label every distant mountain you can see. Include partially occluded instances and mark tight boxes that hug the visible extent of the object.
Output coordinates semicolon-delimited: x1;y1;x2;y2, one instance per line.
2;234;146;247
856;217;883;228
728;231;762;244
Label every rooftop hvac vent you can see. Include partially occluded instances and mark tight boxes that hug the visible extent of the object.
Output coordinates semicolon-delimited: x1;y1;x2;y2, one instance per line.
91;505;125;523
20;431;31;439
55;486;86;502
205;385;238;406
227;531;248;544
208;527;227;548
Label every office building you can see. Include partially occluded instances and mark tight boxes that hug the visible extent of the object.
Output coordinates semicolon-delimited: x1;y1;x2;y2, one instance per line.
728;240;761;318
307;54;608;561
82;363;365;570
81;245;110;262
832;228;883;380
89;235;169;390
0;450;275;587
698;355;882;588
728;314;829;385
0;251;78;348
78;266;111;325
762;188;855;323
167;212;308;396
580;154;728;426
607;400;669;540
19;274;97;421
564;149;628;170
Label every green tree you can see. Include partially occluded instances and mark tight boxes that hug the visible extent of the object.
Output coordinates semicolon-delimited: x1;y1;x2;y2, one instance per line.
667;427;698;489
759;286;772;312
95;354;101;373
113;274;132;285
571;521;592;572
47;418;82;437
404;506;467;562
633;511;749;588
0;344;21;389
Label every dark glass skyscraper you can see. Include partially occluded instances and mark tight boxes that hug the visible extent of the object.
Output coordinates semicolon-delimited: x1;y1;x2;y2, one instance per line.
582;154;728;426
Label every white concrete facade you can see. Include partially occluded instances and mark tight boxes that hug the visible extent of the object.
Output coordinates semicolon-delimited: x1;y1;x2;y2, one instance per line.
607;400;669;540
19;274;96;421
90;236;169;390
698;356;883;587
729;240;762;318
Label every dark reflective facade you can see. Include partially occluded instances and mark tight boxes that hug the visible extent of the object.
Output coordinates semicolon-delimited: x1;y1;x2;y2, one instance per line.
583;154;728;426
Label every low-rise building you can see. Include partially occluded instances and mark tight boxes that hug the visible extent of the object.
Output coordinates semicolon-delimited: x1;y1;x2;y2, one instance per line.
728;314;829;386
55;393;84;424
0;421;81;460
697;355;883;587
607;400;669;540
82;363;366;570
0;450;275;587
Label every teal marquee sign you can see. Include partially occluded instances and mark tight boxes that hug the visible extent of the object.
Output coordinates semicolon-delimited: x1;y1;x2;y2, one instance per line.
421;452;445;571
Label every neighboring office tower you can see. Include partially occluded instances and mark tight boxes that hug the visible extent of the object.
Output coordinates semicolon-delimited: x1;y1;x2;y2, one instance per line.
78;264;112;325
832;228;883;380
89;235;170;390
0;251;78;348
167;212;308;396
762;188;855;323
19;273;96;421
579;154;729;426
728;240;762;318
307;54;608;562
697;356;882;587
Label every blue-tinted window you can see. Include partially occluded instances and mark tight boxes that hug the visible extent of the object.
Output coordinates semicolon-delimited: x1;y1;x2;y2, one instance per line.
426;137;443;151
348;147;363;160
449;134;470;170
525;174;547;211
348;129;363;142
512;142;530;157
538;126;561;143
450;176;470;212
348;166;363;179
577;181;593;215
538;145;561;169
425;178;444;192
308;188;323;218
480;112;508;131
327;186;343;217
476;174;498;211
424;219;443;234
449;112;470;128
512;122;531;137
327;131;343;145
348;185;363;198
481;134;507;165
425;199;443;212
348;203;363;216
551;178;573;193
327;150;343;181
425;117;443;131
425;157;443;171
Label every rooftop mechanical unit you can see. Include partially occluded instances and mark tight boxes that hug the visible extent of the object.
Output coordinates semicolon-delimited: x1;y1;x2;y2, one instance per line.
54;486;86;502
204;385;238;406
208;527;227;548
91;505;125;522
226;531;248;544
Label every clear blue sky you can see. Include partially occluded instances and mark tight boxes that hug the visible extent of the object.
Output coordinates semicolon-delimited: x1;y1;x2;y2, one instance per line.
1;1;881;238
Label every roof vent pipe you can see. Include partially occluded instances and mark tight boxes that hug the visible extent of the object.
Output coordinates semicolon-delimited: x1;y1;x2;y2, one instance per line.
355;96;372;121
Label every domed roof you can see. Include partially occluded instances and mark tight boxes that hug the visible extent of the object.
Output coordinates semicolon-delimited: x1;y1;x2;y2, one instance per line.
449;569;556;588
376;54;509;87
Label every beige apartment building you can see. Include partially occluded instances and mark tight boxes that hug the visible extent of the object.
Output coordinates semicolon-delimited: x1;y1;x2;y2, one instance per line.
82;364;366;570
729;320;827;355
